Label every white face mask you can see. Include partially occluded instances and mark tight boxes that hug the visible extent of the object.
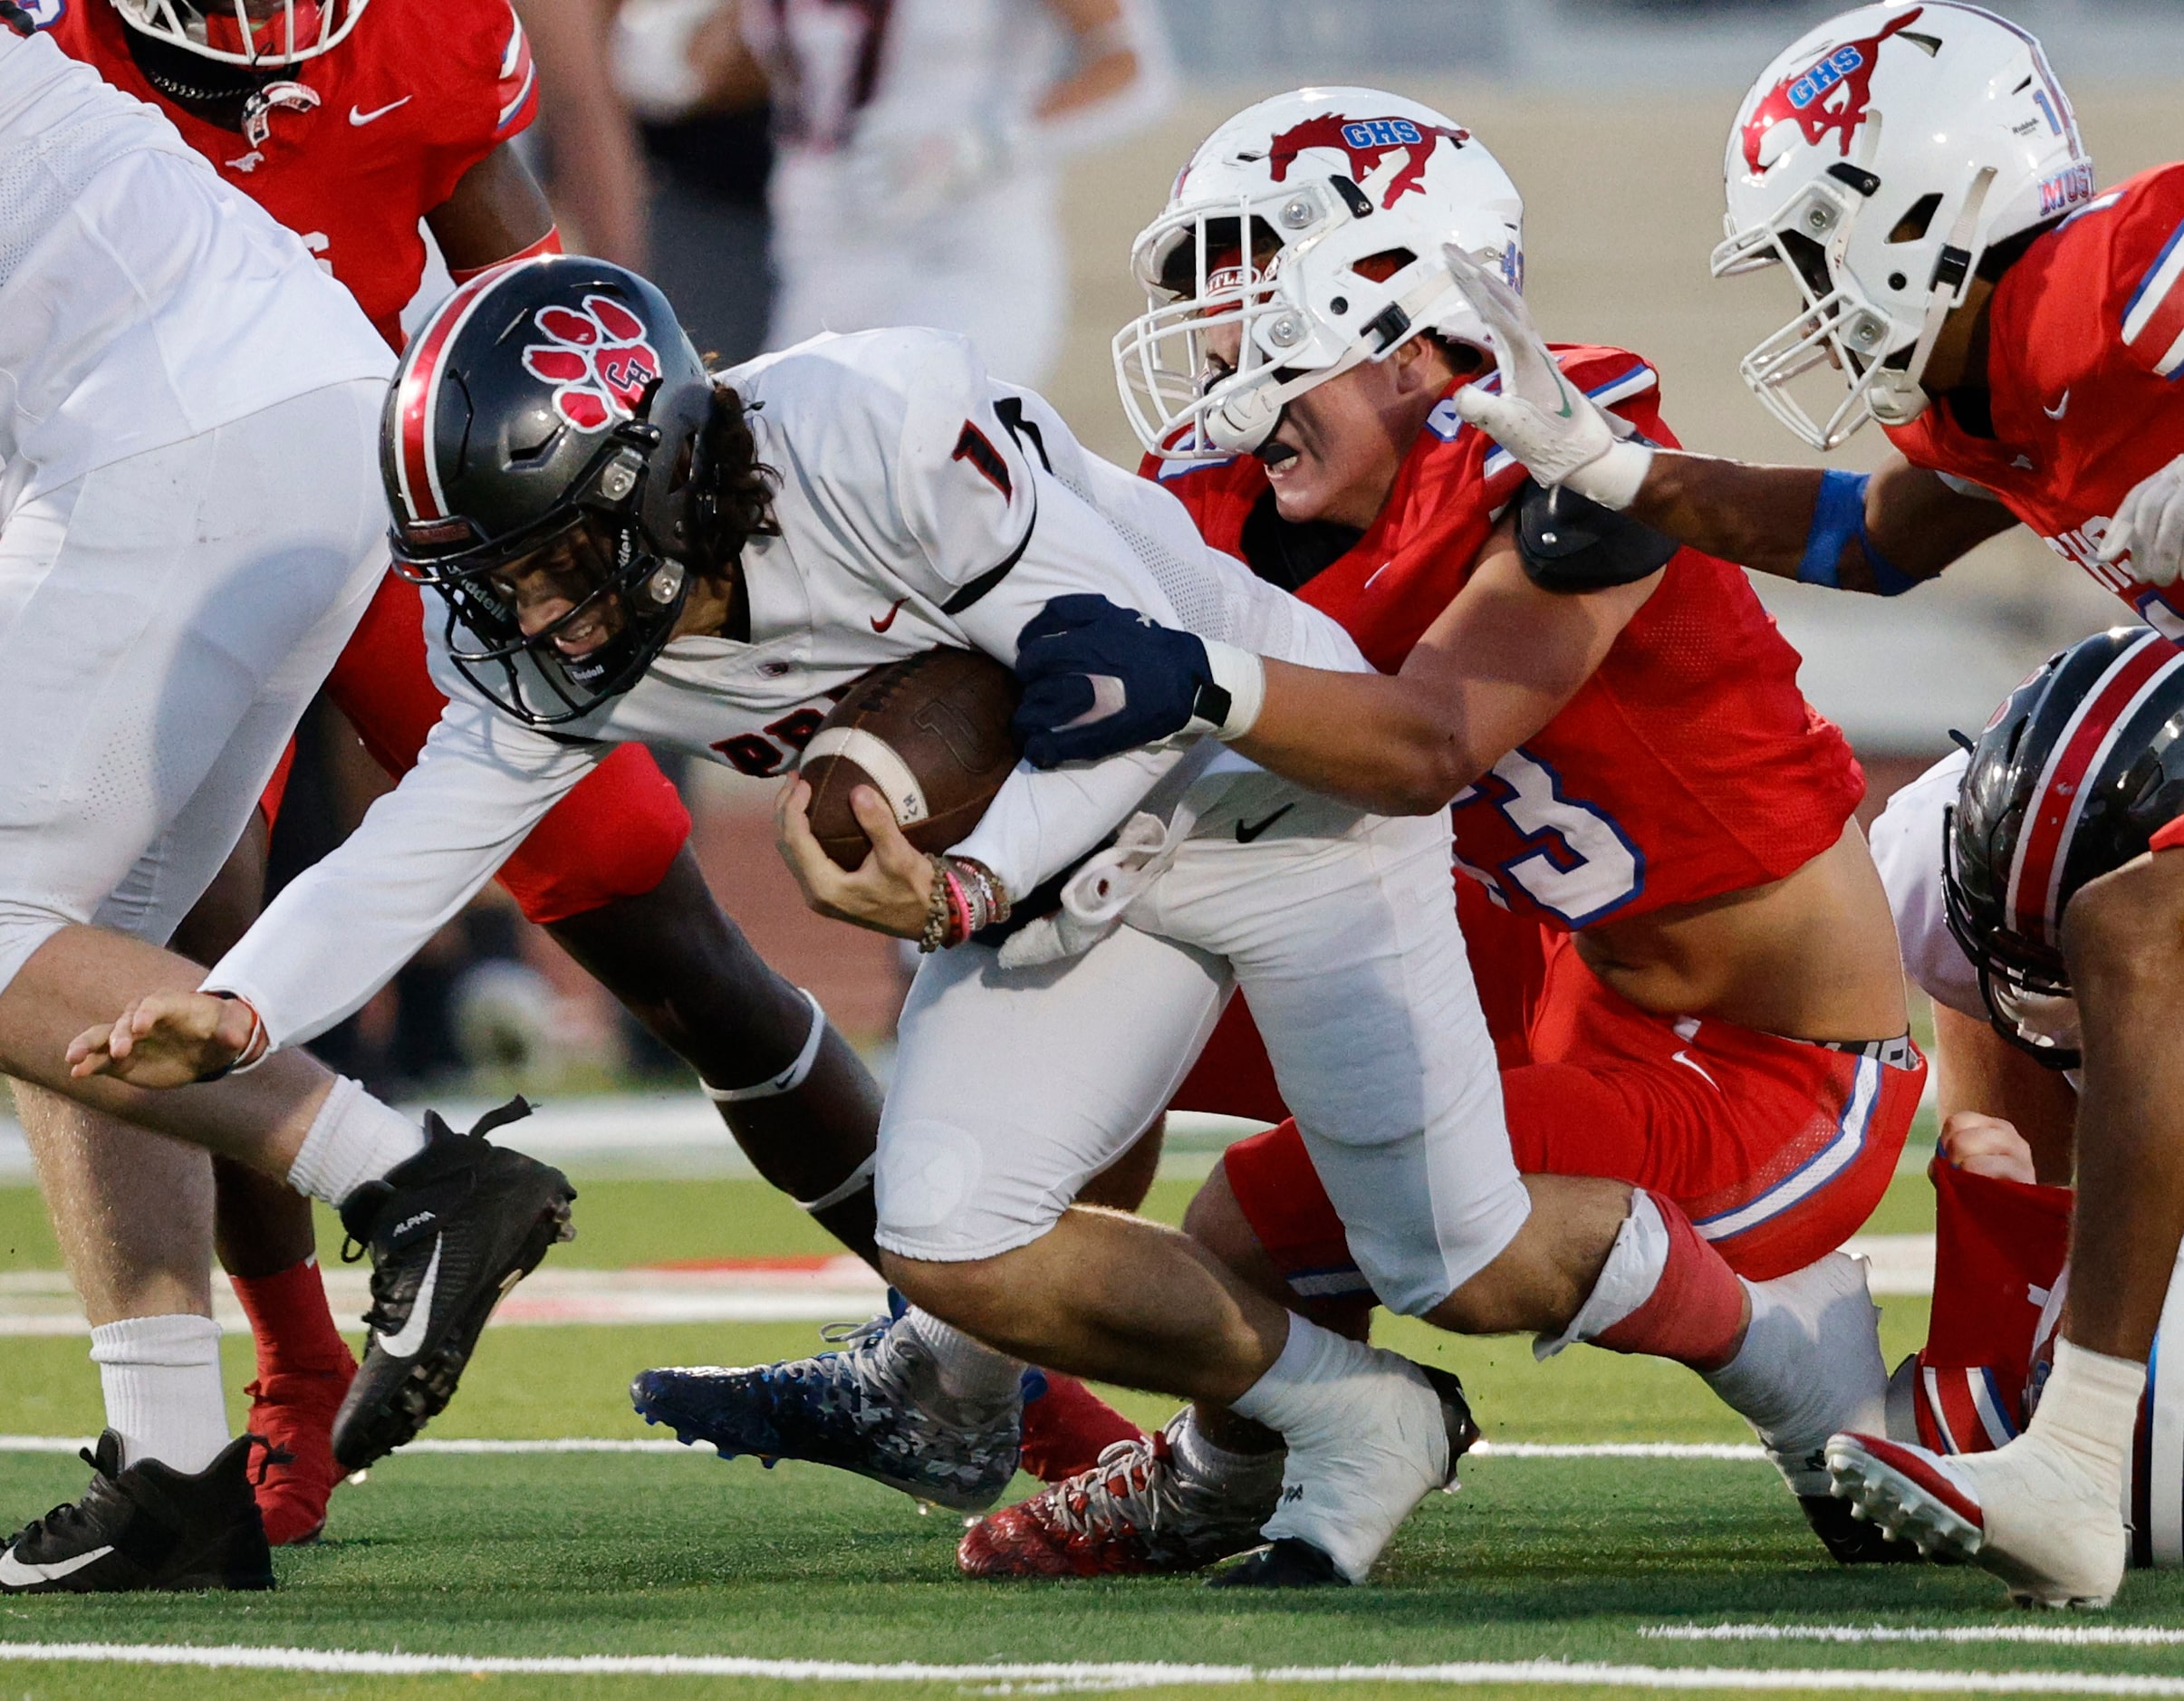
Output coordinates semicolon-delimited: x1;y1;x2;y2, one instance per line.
1993;982;2083;1054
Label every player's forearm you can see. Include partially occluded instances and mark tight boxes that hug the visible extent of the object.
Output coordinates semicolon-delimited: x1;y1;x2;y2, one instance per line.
1624;453;1827;581
949;740;1191;898
1234;663;1487;817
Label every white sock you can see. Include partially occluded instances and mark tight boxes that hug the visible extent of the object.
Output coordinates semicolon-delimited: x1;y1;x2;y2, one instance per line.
1172;1407;1284;1491
1229;1312;1378;1444
285;1075;426;1206
900;1307;1024;1408
88;1314;228;1474
2028;1338;2147;1490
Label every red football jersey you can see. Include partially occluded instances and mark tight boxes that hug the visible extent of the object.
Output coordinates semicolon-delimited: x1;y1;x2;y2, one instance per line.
1887;164;2184;642
41;0;537;348
1150;346;1863;929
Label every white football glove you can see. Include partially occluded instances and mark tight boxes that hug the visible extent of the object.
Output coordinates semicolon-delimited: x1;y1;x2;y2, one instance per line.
2100;453;2184;588
1442;244;1653;512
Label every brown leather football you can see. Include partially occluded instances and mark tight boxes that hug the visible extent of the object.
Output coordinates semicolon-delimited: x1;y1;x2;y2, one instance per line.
799;646;1024;870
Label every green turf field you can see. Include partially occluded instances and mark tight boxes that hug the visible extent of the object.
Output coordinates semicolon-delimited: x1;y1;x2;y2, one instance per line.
2;1168;2179;1701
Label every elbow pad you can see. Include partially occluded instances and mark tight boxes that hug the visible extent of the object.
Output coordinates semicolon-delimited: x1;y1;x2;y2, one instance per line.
1515;477;1679;594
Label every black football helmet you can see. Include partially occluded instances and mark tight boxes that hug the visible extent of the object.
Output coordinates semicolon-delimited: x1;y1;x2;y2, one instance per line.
1944;626;2184;1068
382;255;720;726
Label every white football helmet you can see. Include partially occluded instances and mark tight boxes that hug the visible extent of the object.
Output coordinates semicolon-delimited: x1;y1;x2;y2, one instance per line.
1114;87;1524;462
1715;3;2091;450
111;0;370;65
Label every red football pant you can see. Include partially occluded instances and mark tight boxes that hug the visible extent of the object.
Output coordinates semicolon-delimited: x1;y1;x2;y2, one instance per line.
1198;910;1924;1295
257;572;688;923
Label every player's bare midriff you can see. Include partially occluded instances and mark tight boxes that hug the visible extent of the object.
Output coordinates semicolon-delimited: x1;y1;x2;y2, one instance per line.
1572;823;1908;1043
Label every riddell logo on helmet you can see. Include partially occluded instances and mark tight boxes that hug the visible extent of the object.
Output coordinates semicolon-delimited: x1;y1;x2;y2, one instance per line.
1739;8;1921;176
1265;113;1469;209
520;296;662;433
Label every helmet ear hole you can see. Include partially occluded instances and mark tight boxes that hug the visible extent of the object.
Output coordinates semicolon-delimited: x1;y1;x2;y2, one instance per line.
1888;193;1943;245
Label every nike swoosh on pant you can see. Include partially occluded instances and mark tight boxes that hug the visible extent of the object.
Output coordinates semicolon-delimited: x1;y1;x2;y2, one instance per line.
377;1237;443;1359
0;1543;113;1586
1236;803;1294;843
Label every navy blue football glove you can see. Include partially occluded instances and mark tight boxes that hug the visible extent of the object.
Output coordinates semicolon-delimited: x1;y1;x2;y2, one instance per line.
1011;594;1217;767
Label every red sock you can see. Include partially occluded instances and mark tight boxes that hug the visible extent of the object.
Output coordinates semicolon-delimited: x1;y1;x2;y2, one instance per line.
229;1259;354;1380
1589;1193;1746;1373
1019;1371;1142;1482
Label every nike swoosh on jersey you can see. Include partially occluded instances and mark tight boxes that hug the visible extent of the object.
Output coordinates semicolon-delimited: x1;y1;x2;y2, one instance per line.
1236;803;1294;843
2044;391;2070;419
870;598;907;633
377;1237;442;1359
0;1543;113;1587
1670;1050;1720;1091
349;97;413;126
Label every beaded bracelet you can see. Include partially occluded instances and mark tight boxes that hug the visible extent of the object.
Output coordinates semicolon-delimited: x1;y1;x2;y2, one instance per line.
917;855;1015;951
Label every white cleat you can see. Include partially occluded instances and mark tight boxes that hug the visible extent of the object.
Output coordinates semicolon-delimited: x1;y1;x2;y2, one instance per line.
1708;1252;1920;1564
1826;1430;2123;1609
1224;1351;1477;1587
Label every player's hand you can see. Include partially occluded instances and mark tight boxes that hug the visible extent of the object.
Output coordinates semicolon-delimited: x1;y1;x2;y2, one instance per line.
775;775;936;938
1442;245;1651;512
1937;1110;2038;1186
1012;594;1210;766
65;991;256;1089
2101;453;2184;587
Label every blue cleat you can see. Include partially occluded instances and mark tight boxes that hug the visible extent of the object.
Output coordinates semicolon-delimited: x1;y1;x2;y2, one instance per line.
630;1312;1023;1513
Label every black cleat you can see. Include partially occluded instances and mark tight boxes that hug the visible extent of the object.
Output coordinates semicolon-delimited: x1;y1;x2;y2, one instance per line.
332;1098;574;1470
1799;1491;1931;1565
0;1430;274;1594
1206;1536;1349;1590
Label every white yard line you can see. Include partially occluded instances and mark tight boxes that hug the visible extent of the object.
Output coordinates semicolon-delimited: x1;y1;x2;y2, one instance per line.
0;1233;1939;1338
0;1645;2182;1693
0;1435;1770;1459
1648;1627;2184;1648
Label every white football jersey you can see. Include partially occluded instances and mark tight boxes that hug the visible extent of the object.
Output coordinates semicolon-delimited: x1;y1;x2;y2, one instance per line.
209;327;1367;1045
0;30;390;513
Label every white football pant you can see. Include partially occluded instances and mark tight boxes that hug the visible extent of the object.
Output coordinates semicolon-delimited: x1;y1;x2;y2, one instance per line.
0;378;388;992
877;774;1529;1315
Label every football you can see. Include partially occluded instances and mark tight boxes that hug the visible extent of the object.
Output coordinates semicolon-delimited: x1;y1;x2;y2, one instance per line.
799;646;1024;870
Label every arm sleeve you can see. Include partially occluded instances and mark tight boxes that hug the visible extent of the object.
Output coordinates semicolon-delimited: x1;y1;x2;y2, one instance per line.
203;696;602;1048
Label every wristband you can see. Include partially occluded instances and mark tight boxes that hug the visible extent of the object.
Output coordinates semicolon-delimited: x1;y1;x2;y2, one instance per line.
195;993;269;1083
1797;469;1920;596
1563;437;1653;513
1195;640;1266;741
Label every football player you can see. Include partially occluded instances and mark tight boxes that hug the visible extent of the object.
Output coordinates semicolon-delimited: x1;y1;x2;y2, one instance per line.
24;0;885;1546
0;16;574;1592
78;257;1884;1587
986;87;1928;1576
1435;1;2184;1606
1866;628;2184;1571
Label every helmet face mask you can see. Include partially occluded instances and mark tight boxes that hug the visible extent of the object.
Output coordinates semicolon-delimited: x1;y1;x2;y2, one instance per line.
1716;3;2092;451
1115;88;1524;463
384;256;725;728
112;0;368;66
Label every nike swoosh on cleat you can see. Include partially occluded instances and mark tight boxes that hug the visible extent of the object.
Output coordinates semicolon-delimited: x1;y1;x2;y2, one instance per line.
377;1237;442;1359
1235;804;1294;843
349;97;412;126
870;598;907;633
0;1543;113;1587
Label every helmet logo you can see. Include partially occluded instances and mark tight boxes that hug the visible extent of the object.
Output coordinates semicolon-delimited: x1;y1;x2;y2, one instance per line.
521;295;662;433
1739;8;1920;177
1265;113;1468;210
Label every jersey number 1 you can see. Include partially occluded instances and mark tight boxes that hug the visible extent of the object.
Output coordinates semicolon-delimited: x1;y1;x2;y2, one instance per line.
1458;748;1644;927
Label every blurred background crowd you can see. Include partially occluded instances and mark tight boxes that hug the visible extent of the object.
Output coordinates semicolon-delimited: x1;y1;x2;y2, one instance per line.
268;0;2183;1107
